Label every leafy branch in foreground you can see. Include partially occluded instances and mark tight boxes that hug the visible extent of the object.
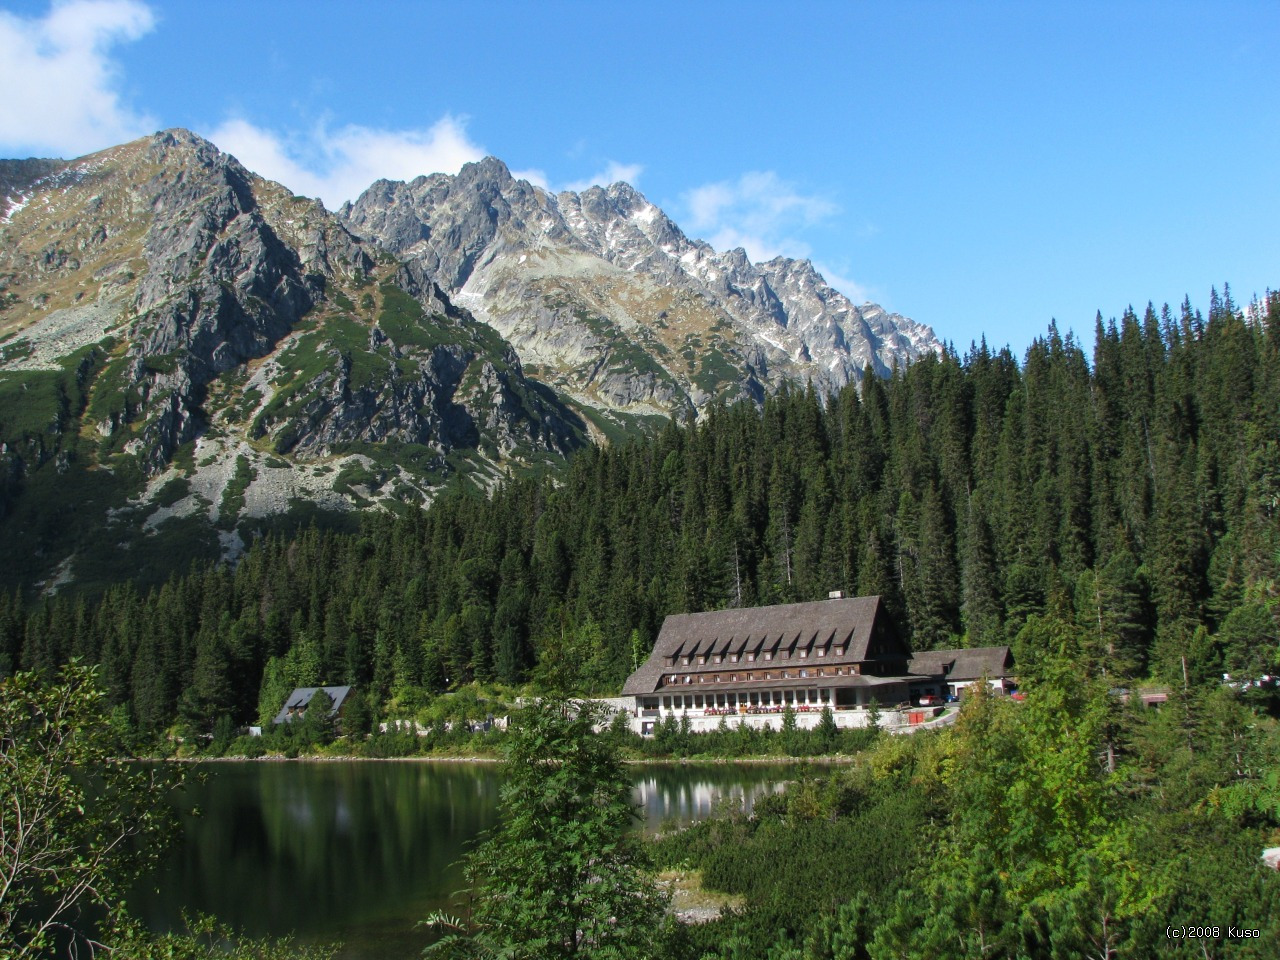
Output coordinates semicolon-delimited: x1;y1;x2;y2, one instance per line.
0;663;185;958
426;697;668;960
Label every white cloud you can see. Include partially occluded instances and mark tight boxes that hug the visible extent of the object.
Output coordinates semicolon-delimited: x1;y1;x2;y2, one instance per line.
205;114;486;209
0;0;156;156
682;171;838;265
561;160;644;193
813;262;871;304
510;167;549;190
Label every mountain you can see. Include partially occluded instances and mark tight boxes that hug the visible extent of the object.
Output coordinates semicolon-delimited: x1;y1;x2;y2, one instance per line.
0;130;583;588
0;131;941;592
340;158;940;430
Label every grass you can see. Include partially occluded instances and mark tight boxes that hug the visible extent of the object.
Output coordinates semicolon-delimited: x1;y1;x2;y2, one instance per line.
333;459;381;498
218;454;256;527
84;353;139;426
0;371;67;440
376;282;434;348
142;352;181;376
572;401;668;446
154;475;190;507
692;345;742;394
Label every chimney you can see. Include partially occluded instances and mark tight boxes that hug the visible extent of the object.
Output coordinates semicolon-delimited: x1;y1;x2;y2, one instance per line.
828;590;845;600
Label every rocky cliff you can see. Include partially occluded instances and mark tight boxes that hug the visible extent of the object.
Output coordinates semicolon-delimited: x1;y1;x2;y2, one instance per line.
0;131;582;586
340;158;940;420
0;132;942;592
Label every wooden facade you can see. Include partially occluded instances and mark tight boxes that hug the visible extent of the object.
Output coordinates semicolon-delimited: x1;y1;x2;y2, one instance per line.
622;596;1014;724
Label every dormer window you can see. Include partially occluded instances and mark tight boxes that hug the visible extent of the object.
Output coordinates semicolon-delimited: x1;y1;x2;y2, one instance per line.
747;653;755;662
817;648;826;657
698;656;706;665
764;652;773;661
835;647;845;657
731;653;739;663
715;655;722;664
799;650;808;659
683;657;690;665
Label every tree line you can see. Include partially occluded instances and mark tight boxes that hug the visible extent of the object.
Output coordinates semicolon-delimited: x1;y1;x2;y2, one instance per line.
1;287;1277;737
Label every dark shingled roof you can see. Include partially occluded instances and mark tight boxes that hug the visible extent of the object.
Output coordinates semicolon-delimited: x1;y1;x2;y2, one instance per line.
623;596;902;696
273;685;353;725
908;646;1013;681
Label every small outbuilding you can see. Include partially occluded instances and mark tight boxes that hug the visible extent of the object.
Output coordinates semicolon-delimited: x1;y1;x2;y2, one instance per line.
907;646;1016;699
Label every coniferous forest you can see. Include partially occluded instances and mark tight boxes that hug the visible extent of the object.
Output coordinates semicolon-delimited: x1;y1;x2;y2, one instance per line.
1;290;1278;738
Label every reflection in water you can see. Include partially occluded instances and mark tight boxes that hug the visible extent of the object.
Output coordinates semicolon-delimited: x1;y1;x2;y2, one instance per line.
132;762;789;960
633;768;784;830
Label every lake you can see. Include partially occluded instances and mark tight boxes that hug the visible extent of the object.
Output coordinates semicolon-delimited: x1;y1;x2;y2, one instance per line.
131;761;793;959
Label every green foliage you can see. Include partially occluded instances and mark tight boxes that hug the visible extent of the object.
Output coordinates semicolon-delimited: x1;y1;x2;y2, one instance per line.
0;664;183;957
108;913;338;959
429;697;668;959
376;281;447;349
7;296;1280;762
218;454;256;526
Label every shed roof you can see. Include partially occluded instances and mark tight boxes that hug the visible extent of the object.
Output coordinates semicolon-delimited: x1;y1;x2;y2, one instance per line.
908;646;1013;681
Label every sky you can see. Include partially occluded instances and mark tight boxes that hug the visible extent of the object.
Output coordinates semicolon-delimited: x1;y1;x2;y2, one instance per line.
1;0;1277;360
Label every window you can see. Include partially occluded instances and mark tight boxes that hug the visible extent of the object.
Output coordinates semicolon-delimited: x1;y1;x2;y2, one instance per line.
699;656;706;665
747;653;755;662
683;657;690;665
764;652;773;661
799;650;808;659
731;653;739;663
715;655;723;664
817;648;826;657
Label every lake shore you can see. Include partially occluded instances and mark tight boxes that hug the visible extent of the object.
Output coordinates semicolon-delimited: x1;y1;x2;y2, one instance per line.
156;752;861;765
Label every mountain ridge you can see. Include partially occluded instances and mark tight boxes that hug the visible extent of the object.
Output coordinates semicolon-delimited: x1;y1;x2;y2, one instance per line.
0;130;584;588
0;129;940;591
340;156;941;420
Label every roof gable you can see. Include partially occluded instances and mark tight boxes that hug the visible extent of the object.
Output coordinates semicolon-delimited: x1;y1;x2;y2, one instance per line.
908;646;1012;681
623;595;896;696
272;685;353;724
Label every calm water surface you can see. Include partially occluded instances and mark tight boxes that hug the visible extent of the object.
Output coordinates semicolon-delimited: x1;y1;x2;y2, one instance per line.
132;761;791;959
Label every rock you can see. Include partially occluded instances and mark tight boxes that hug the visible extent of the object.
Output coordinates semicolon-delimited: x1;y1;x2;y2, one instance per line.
342;157;943;417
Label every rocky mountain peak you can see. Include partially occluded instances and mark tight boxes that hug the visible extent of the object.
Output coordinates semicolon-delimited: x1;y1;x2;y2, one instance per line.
0;133;587;583
341;162;941;418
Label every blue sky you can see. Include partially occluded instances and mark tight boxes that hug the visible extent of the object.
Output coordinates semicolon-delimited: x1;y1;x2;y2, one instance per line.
1;0;1277;359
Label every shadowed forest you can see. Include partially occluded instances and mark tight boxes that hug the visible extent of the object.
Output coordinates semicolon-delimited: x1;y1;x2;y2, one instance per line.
3;291;1278;738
